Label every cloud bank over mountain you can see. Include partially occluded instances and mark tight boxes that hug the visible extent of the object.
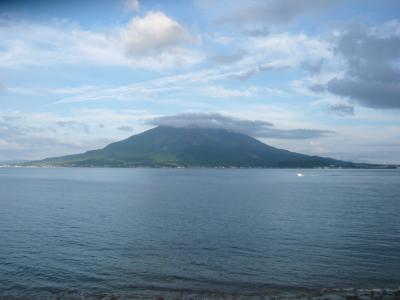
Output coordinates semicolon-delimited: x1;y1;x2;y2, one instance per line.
150;113;333;140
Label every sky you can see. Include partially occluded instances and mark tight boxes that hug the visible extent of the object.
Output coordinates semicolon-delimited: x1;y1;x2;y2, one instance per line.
0;0;399;163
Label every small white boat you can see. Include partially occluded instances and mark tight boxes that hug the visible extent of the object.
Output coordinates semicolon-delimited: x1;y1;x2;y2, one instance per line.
296;173;304;177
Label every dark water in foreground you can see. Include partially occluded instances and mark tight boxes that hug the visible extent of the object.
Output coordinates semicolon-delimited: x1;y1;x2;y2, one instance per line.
0;168;399;299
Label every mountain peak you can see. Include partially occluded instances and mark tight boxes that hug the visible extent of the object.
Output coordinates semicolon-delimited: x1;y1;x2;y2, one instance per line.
25;126;386;168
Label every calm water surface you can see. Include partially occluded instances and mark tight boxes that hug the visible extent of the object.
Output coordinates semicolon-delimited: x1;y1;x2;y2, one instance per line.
0;168;399;298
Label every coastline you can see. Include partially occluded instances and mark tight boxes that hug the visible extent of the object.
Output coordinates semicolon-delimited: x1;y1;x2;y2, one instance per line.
1;164;399;170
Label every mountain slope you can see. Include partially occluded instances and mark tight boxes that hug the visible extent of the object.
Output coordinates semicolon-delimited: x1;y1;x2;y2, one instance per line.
26;126;379;168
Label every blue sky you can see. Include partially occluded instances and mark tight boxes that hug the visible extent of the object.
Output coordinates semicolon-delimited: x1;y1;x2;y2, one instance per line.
0;0;399;163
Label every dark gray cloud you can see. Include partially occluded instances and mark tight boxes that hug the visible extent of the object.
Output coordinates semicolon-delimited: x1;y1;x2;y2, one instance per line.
149;113;333;140
327;78;400;109
301;59;324;75
328;103;355;116
265;128;333;139
218;0;341;27
117;125;134;132
315;26;400;109
309;84;326;93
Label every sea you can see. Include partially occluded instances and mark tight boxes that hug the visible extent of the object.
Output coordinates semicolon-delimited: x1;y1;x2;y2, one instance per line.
0;168;399;299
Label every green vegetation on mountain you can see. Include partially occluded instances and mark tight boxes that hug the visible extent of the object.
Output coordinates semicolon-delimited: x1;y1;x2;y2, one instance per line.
25;126;391;168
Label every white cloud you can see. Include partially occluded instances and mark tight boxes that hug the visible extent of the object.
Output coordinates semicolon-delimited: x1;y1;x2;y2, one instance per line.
0;12;202;70
197;85;286;98
4;61;291;105
0;139;23;150
247;33;333;67
197;85;255;98
204;31;334;82
119;11;196;55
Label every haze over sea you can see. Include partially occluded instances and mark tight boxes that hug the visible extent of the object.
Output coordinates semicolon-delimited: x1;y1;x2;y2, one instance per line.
0;168;399;299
